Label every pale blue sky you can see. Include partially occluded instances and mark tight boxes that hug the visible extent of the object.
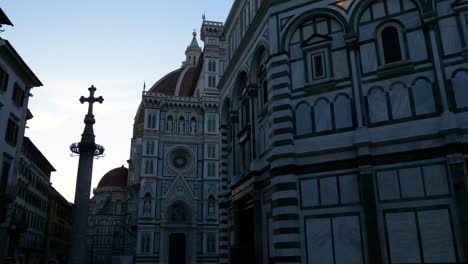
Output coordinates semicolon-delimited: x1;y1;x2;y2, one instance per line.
1;0;233;202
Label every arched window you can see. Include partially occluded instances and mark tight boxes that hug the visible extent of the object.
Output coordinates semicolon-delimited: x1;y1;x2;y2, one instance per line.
146;141;155;155
144;159;154;175
152;113;157;129
208;195;215;217
151;141;155;154
147;113;153;129
382;26;403;64
143;193;151;216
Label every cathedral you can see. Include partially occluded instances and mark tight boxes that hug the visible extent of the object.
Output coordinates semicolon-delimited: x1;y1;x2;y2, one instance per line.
88;21;224;264
88;0;468;264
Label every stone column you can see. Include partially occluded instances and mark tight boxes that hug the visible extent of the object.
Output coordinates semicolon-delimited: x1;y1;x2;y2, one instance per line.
69;86;104;264
69;145;95;264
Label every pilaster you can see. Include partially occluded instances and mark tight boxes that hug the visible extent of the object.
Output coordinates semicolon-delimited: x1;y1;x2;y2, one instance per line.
265;52;301;264
447;154;468;260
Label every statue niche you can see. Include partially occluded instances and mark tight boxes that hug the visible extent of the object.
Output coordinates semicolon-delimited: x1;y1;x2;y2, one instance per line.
179;117;185;134
190;117;197;134
143;193;152;216
170;202;190;223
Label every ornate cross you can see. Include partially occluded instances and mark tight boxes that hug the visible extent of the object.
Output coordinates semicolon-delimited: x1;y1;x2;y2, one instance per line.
79;85;104;116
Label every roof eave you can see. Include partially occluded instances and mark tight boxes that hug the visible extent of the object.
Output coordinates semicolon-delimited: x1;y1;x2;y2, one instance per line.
0;39;42;88
0;9;13;27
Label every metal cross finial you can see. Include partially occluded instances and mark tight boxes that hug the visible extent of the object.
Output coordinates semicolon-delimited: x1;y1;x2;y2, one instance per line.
79;85;104;116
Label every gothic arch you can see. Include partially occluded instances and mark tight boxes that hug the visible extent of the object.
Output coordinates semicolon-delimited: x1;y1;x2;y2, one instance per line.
281;8;349;51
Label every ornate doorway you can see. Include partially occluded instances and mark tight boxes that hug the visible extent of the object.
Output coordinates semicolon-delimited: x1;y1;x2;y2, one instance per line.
169;233;186;264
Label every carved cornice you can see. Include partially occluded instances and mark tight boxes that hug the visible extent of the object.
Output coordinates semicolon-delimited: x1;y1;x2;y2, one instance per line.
143;92;219;110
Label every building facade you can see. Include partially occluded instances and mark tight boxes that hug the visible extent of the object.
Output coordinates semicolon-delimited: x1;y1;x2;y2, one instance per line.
13;137;55;264
128;28;224;264
217;0;468;263
85;1;468;263
0;8;43;263
45;186;72;264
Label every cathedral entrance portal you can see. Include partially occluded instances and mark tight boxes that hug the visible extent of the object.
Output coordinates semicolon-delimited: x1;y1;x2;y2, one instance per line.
169;233;186;264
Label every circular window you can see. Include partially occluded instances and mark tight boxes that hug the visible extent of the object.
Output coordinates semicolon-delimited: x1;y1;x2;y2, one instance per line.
168;148;193;171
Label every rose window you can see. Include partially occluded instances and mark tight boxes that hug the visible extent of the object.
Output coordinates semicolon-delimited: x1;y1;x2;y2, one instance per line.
169;148;192;171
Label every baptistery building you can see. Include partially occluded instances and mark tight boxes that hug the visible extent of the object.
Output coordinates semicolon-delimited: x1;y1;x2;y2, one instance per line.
216;0;468;264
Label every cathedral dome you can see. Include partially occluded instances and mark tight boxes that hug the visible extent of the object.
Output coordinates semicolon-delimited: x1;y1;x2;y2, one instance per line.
97;166;128;188
133;64;199;138
148;66;197;96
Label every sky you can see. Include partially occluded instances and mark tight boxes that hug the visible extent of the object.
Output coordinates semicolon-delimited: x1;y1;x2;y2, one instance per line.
1;0;233;202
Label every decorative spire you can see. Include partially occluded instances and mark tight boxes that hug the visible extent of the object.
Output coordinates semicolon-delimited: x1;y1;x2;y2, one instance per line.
188;32;200;49
183;29;202;67
143;81;146;92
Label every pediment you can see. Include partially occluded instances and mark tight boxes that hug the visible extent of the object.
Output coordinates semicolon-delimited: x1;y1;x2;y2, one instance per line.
163;175;195;208
301;33;332;48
